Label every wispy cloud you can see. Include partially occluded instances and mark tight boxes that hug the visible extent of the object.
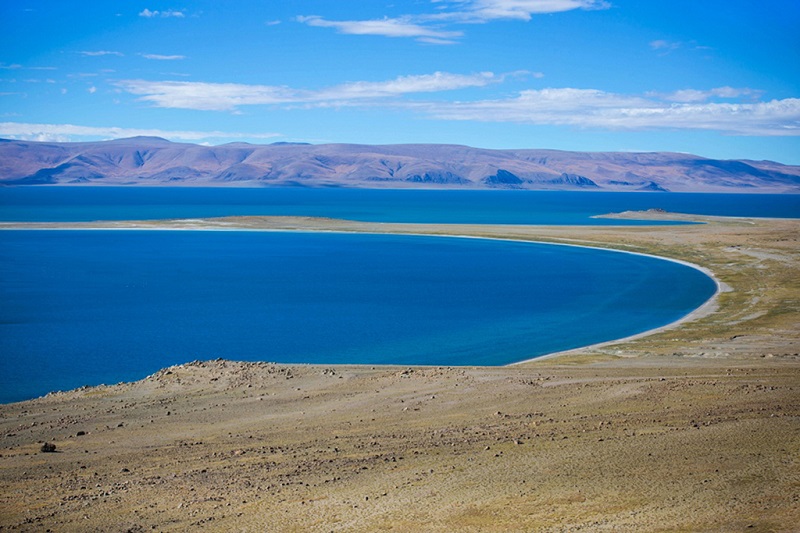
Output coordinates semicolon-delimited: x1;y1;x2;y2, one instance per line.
299;1;609;43
19;78;57;84
296;16;462;43
434;0;611;22
139;8;185;18
649;39;681;51
113;71;798;135
116;71;501;111
653;87;763;103
1;63;57;71
649;39;711;55
140;53;186;60
80;50;124;57
410;88;800;136
0;122;282;143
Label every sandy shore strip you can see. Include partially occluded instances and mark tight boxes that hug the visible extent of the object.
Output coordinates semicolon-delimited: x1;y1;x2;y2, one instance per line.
1;212;799;531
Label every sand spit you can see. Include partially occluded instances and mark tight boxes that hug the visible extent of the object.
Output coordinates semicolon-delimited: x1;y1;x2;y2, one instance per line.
1;213;799;531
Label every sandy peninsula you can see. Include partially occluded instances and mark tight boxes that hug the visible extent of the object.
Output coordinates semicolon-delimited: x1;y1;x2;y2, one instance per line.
1;212;798;532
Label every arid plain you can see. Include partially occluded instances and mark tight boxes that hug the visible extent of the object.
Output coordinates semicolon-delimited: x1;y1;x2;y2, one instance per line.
1;212;798;532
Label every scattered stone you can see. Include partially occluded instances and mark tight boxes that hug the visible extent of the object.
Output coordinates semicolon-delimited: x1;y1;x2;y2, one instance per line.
40;442;56;453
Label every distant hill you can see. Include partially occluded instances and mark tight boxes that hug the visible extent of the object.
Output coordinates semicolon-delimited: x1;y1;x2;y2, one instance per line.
1;137;798;192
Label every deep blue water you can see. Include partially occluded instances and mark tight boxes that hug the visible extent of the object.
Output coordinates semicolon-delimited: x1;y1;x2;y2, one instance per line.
1;187;798;224
0;230;717;403
3;186;788;403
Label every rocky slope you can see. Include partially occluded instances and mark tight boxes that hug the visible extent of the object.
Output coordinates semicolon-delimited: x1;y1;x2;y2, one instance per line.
2;137;799;192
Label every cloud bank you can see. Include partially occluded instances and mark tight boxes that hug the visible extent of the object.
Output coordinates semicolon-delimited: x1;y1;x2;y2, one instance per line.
417;88;800;136
0;122;281;143
116;72;500;111
114;72;800;136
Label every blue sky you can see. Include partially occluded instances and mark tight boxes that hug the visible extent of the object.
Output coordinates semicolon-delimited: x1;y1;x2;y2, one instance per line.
1;0;799;163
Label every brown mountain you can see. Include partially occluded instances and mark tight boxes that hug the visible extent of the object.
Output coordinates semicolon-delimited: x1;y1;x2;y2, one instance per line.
2;137;798;192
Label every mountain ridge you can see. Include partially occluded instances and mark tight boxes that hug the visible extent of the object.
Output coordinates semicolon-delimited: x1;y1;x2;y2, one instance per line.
1;138;799;192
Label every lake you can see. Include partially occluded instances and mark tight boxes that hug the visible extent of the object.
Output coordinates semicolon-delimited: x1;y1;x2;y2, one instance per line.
1;187;798;223
3;187;794;403
0;229;717;403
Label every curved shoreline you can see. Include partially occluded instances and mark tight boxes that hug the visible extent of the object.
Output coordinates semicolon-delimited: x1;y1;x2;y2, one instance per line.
505;240;726;363
350;229;725;365
0;219;723;367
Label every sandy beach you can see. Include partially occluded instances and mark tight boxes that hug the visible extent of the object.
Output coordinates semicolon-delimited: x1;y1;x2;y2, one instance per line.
1;212;798;531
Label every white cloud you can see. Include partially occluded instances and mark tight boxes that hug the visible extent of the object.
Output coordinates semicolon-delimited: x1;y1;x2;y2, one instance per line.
445;0;611;22
118;80;299;111
139;8;185;18
656;87;763;103
297;16;462;43
318;71;498;99
110;68;799;136
416;37;460;45
0;122;282;143
116;71;500;111
140;53;186;60
1;63;57;71
649;39;711;54
411;88;800;136
649;39;681;51
88;86;97;94
80;50;124;57
299;1;609;42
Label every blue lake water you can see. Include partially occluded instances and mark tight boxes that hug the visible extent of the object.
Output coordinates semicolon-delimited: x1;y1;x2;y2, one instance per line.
0;230;717;403
1;187;798;224
3;187;794;403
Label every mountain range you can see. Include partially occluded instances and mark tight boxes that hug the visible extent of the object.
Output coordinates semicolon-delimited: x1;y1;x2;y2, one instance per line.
2;137;799;192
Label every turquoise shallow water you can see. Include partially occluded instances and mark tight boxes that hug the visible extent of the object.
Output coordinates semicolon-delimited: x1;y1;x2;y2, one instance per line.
0;230;717;403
